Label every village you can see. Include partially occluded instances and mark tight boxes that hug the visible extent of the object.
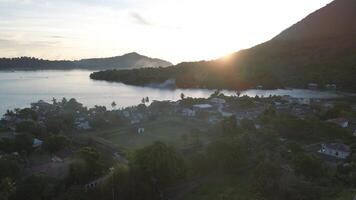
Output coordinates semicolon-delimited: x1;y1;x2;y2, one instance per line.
1;90;356;199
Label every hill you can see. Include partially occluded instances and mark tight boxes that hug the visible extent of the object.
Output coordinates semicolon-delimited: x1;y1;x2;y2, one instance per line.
0;52;172;70
91;0;356;91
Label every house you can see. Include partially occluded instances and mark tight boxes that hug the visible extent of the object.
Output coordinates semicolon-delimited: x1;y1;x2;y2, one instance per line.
208;116;220;124
33;138;43;148
288;98;310;105
75;117;91;130
76;121;91;130
325;84;337;90
308;83;318;90
85;176;107;190
327;118;349;128
137;128;145;134
210;98;226;105
122;111;130;118
291;105;313;119
130;118;140;124
193;104;213;111
319;143;351;159
182;108;196;117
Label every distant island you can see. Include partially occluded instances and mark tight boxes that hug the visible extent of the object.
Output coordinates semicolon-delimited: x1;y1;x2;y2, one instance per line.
90;0;356;91
0;52;172;70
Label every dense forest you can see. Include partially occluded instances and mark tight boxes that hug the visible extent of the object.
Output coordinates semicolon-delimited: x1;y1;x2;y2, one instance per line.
0;52;172;70
90;0;356;91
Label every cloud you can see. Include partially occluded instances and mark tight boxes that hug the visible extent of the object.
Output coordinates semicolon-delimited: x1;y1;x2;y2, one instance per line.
0;0;33;3
0;38;58;49
130;12;152;26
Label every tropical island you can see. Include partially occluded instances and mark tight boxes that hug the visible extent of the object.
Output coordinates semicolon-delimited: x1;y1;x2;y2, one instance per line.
1;91;356;199
90;0;356;91
0;52;172;71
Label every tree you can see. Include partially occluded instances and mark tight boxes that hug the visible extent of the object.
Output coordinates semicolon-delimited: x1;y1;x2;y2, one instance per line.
111;101;117;109
12;174;62;200
42;135;70;154
51;97;57;105
240;118;256;131
67;147;104;185
0;178;15;200
253;160;283;199
14;133;33;153
145;96;149;103
104;165;130;200
141;98;145;104
293;153;324;180
236;90;241;97
220;115;237;135
180;93;185;100
132;142;187;188
0;157;21;180
207;136;246;171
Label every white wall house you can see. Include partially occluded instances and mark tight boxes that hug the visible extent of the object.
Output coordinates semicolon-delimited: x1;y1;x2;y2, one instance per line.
327;118;349;128
319;143;351;159
137;128;145;134
193;104;213;111
182;108;196;117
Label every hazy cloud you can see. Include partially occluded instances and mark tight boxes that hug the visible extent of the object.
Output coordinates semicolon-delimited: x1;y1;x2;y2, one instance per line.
0;38;58;49
130;12;152;26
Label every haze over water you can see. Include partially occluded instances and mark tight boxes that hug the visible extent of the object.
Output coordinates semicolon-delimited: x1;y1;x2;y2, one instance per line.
0;70;342;115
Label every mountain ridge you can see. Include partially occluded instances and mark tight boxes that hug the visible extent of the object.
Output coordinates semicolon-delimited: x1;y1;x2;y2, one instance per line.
91;0;356;91
0;52;173;70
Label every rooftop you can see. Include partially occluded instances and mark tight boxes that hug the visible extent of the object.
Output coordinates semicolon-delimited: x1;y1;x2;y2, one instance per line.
323;143;351;153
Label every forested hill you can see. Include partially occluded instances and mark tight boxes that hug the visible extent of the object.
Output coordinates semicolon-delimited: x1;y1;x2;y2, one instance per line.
90;0;356;91
0;52;172;70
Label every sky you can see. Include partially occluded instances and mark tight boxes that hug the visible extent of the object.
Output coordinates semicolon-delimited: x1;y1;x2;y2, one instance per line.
0;0;333;64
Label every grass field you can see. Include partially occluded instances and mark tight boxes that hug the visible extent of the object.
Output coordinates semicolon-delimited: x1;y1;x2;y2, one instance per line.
97;116;214;150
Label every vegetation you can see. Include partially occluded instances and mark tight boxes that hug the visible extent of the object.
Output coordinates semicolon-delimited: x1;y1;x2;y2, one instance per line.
90;0;356;91
0;52;172;70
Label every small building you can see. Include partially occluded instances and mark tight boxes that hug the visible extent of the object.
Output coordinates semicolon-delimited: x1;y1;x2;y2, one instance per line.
193;104;213;111
33;138;43;148
319;143;351;159
325;84;337;90
182;108;196;117
210;98;226;105
308;83;318;90
325;84;336;90
130;118;140;125
76;121;91;130
327;118;349;128
137;128;145;134
85;176;107;190
75;117;91;130
122;111;130;118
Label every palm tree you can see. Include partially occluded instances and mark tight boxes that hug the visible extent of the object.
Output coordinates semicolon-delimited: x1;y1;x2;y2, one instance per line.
180;93;185;100
111;101;117;109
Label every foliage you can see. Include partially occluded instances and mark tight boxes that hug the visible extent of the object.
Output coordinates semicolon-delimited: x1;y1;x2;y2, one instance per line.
131;141;187;188
67;147;104;185
42;135;70;154
292;153;325;180
0;156;21;180
207;136;246;171
12;174;63;200
0;178;15;200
